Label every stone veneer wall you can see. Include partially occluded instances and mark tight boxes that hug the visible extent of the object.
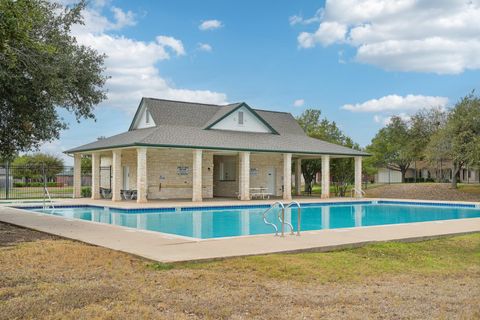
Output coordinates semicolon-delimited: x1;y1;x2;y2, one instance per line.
146;149;213;199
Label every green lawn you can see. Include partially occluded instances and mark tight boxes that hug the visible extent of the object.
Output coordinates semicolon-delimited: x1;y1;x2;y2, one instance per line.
1;224;479;319
0;187;73;199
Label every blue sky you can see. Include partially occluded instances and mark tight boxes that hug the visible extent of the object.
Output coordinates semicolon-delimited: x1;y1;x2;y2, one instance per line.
48;0;480;164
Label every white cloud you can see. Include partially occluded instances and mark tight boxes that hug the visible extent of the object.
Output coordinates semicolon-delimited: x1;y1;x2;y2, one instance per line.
373;113;411;126
69;4;227;113
156;35;186;56
289;9;323;26
342;94;448;112
296;0;480;74
198;43;213;52
199;19;223;31
293;99;305;107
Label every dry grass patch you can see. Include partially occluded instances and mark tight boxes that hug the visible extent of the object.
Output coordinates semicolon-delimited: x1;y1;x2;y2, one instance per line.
0;224;479;319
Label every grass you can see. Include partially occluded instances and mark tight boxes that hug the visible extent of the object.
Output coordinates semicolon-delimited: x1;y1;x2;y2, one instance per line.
458;183;480;195
1;223;479;319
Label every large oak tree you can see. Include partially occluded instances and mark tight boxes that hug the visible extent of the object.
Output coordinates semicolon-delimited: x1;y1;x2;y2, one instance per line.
0;0;107;161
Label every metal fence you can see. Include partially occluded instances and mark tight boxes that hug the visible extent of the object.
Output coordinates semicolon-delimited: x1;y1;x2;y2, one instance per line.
0;164;112;200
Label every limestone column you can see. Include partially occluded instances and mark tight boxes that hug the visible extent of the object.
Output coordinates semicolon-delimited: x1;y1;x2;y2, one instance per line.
321;155;330;199
295;158;302;196
283;153;292;200
91;153;101;200
111;149;122;201
192;149;203;202
239;152;250;200
137;147;148;203
73;153;82;198
354;156;363;198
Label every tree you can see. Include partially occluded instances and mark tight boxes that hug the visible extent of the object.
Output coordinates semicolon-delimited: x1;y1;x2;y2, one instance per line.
0;0;107;161
12;153;64;181
81;156;92;175
367;116;414;182
426;92;480;188
296;109;360;196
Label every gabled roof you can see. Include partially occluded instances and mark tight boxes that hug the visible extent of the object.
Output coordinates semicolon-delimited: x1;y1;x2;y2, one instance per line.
203;102;279;134
66;98;369;157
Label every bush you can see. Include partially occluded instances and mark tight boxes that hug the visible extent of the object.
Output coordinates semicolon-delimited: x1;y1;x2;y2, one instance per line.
81;186;91;198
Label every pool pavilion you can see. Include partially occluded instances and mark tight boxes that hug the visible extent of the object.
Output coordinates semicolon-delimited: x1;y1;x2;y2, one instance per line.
65;98;368;203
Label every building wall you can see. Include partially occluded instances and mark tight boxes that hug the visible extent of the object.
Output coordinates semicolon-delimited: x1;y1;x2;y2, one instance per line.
374;168;403;183
213;153;284;197
146;149;213;199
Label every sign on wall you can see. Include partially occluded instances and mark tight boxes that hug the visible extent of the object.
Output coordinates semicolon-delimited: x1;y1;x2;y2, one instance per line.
176;166;189;176
250;168;258;176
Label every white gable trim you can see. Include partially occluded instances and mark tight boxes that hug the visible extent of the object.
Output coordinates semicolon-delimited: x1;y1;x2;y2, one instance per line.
210;106;272;133
132;100;156;130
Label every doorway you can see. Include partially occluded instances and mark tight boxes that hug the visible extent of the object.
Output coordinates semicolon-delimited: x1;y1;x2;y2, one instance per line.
122;166;129;190
266;167;276;195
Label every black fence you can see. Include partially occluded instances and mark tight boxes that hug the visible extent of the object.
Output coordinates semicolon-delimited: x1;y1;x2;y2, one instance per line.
0;164;112;200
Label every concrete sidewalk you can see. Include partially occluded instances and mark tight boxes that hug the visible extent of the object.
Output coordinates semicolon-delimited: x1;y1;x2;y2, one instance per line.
1;205;479;262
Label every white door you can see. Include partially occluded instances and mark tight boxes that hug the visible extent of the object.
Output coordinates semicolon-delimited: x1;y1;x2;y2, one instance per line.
122;166;129;190
266;167;276;195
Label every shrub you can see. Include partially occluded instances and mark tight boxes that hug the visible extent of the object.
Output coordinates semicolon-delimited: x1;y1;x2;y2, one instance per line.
81;186;91;198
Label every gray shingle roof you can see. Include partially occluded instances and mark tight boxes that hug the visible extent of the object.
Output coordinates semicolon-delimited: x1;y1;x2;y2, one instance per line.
66;98;368;156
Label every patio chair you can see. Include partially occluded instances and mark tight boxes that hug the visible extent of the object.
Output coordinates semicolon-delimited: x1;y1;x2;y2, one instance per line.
100;187;112;199
129;190;137;200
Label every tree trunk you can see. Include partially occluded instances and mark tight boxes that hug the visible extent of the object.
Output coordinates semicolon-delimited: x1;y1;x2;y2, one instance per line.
401;169;406;183
451;164;460;189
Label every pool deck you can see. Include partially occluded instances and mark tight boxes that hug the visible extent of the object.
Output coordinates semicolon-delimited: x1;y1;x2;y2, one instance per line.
1;197;480;262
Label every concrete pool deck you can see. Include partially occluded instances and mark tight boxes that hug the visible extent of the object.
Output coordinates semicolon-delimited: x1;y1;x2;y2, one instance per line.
1;198;480;262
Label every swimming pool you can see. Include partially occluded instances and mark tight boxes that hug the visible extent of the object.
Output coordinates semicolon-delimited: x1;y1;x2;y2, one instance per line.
25;201;480;239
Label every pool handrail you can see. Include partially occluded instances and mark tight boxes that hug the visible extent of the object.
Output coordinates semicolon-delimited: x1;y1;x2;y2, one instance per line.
262;201;283;236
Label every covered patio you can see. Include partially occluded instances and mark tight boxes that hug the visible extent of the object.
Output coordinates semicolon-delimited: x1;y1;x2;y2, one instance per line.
71;147;364;203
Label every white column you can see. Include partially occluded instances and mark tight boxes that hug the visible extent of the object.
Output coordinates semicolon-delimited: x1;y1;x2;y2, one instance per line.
283;153;292;200
321;155;330;199
354;156;363;198
137;147;148;203
239;152;250;200
91;153;101;200
111;149;122;201
295;158;302;196
73;153;82;198
192;149;203;202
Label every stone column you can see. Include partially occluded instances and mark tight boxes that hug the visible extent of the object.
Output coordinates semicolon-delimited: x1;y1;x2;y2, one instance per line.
91;153;101;200
137;147;148;203
111;149;122;201
321;155;330;199
239;152;250;200
192;149;203;202
354;156;363;198
295;158;302;196
283;153;292;200
73;153;82;198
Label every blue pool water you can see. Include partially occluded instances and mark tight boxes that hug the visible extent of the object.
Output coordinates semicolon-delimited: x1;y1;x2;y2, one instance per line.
29;201;480;239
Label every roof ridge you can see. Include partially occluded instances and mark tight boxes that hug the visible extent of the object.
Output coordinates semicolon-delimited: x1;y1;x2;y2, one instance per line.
253;108;291;114
144;97;235;108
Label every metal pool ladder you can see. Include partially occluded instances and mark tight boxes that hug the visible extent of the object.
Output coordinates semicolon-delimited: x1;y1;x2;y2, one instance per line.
262;201;301;237
43;186;55;210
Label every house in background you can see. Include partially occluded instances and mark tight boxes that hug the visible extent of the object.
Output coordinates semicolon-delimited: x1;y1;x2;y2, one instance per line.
375;161;480;184
66;98;368;202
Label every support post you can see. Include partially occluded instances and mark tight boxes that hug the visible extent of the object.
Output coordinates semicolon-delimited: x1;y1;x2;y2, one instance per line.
73;153;82;198
354;156;363;198
137;148;148;203
111;149;122;201
321;155;330;199
283;153;292;200
91;153;101;200
192;149;203;202
239;152;250;200
295;158;302;196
